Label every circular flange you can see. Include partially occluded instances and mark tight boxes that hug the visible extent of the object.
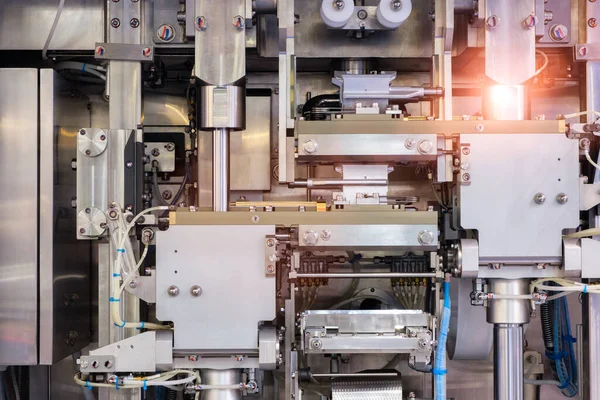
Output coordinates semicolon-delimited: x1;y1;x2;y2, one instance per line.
77;207;107;237
78;129;108;157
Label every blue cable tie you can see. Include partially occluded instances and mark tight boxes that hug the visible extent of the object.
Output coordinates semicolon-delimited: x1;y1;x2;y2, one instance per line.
85;381;92;391
114;320;126;328
558;380;570;390
117;248;125;253
136;321;145;330
432;368;447;376
143;380;147;391
563;334;577;343
109;297;120;303
115;379;119;390
81;63;87;72
112;273;120;277
584;285;588;294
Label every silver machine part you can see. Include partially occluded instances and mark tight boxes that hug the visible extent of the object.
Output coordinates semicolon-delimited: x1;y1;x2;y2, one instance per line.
331;376;403;400
213;128;231;212
201;369;243;400
494;324;524;400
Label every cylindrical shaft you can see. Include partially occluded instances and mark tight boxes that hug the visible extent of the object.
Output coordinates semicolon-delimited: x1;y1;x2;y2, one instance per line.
200;369;242;400
212;128;230;212
494;324;523;400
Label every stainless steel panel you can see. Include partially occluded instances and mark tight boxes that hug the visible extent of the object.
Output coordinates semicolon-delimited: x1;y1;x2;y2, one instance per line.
39;70;92;364
0;0;103;50
484;0;536;84
156;225;276;352
0;69;39;365
301;310;430;332
230;96;271;191
195;0;246;85
459;134;579;260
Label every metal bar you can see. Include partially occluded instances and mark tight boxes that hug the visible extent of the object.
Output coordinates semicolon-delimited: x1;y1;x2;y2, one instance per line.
494;324;523;400
312;373;399;378
293;273;436;279
213;128;230;212
290;179;388;188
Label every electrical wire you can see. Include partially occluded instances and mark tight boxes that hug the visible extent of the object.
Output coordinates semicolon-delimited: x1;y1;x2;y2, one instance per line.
534;50;549;77
42;0;66;60
564;110;600;120
584;150;600;171
524;379;562;386
75;370;199;389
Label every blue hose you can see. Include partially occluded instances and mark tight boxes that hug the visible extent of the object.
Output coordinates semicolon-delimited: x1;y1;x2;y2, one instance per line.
434;281;450;400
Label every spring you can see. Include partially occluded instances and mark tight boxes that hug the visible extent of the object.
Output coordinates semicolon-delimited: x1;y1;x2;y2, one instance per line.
540;301;554;350
165;387;177;400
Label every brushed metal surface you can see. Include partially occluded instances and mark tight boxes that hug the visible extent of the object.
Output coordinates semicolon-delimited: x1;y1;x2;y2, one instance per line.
0;0;103;50
39;70;92;364
331;376;403;400
0;69;39;365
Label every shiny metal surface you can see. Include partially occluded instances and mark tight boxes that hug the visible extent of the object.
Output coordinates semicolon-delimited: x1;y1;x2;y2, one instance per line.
482;85;527;121
195;0;246;86
213;128;230;212
484;0;535;85
331;376;403;400
584;293;600;400
0;0;103;50
201;369;243;400
487;280;530;325
39;70;92;364
494;324;523;400
199;85;246;130
0;69;39;365
230;96;271;191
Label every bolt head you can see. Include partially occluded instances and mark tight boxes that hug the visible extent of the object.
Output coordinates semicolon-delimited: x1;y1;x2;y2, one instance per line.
461;147;470;155
391;0;402;10
550;24;569;41
333;0;345;10
251;215;260;224
310;339;322;349
168;285;180;296
233;15;245;30
418;230;434;245
589;18;598;28
126;161;134;168
303;230;319;246
110;18;121;28
141;47;152;57
130;18;140;28
266;264;276;274
357;9;368;19
85;149;91;156
196;16;208;31
129;281;137;289
79;228;86;234
417;140;433;154
320;229;332;241
302;139;318;155
556;193;569;204
486;15;499;29
522;14;537;28
405;138;416;150
579;46;589;57
190;285;202;296
462;173;471;182
80;360;88;369
533;193;546;204
475;123;485;132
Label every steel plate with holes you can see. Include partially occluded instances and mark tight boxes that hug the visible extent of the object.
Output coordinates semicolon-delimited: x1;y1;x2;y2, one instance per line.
145;142;176;172
156;225;276;352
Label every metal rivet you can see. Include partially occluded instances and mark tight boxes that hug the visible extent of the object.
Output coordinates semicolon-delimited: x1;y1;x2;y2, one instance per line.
417;230;434;245
533;193;546;204
130;18;140;28
556;193;568;204
168;285;180;296
110;18;121;28
190;285;202;297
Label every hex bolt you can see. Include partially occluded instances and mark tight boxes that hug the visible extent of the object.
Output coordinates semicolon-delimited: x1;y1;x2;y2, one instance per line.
266;238;275;247
168;285;180;296
556;193;569;204
302;139;318;155
104;360;113;369
111;18;121;28
91;361;99;369
333;0;345;10
486;15;499;29
190;285;202;297
522;14;537;28
533;193;546;205
80;360;88;369
417;140;433;154
589;18;598;28
130;18;140;28
418;230;434;245
303;230;319;246
233;15;244;30
550;24;568;41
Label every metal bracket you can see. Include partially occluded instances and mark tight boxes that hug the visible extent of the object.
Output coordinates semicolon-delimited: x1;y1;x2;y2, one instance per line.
458;142;471;186
95;43;154;62
124;271;156;304
265;235;278;276
580;177;600;210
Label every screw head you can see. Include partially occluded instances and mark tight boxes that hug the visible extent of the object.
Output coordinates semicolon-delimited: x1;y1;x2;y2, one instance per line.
190;285;202;297
233;15;244;30
126;161;133;168
79;129;86;135
251;215;260;224
303;230;319;246
556;193;569;204
302;139;318;155
522;13;537;28
162;190;173;200
462;173;471;182
110;18;121;28
533;193;546;204
266;238;276;247
418;230;434;245
84;149;91;156
128;280;137;289
130;18;140;28
462;147;470;155
357;9;368;19
333;0;345;10
141;47;152;57
196;16;208;31
80;360;88;369
417;139;433;154
550;24;569;41
589;18;598;28
391;0;402;10
475;123;485;132
266;264;276;274
486;15;499;29
418;338;428;349
579;46;589;57
320;229;332;241
168;285;180;296
310;339;322;349
405;138;416;150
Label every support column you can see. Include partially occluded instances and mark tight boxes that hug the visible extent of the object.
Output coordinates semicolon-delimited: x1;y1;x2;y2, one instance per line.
487;279;530;400
212;128;230;212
